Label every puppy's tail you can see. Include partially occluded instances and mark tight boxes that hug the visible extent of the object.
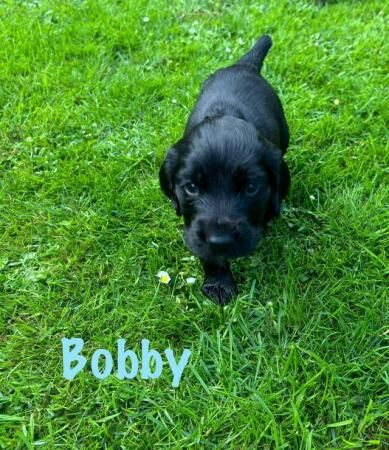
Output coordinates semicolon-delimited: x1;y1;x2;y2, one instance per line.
236;35;272;72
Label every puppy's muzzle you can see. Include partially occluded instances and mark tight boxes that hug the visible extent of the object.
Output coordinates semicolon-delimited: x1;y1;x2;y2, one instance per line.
200;218;240;253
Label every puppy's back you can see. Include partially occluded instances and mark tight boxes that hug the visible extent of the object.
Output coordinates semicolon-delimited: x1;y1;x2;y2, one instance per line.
185;36;289;152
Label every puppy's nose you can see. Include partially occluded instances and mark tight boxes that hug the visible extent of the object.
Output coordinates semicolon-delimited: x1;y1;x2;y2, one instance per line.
208;233;234;250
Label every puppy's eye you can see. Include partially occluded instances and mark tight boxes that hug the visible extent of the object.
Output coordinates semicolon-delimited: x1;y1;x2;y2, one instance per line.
245;183;259;195
184;183;199;195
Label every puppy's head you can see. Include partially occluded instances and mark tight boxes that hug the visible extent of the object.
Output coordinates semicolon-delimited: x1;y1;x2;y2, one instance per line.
160;116;283;260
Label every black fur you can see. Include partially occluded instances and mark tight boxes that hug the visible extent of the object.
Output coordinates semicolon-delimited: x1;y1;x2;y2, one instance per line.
160;35;290;305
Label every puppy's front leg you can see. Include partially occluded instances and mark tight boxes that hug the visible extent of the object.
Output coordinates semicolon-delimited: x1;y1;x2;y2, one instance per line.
201;260;237;305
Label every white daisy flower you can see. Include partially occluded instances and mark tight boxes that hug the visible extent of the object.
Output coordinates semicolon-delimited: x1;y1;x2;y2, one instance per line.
157;271;171;284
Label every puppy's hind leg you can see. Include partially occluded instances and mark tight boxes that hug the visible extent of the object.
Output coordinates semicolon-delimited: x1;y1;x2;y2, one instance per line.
201;260;237;306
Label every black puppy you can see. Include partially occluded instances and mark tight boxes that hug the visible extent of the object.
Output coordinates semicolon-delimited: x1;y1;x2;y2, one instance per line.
160;35;290;305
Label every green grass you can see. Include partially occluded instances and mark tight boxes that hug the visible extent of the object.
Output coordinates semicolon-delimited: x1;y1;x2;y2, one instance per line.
0;0;388;448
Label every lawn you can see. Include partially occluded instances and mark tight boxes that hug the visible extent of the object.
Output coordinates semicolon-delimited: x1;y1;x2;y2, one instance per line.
0;0;388;448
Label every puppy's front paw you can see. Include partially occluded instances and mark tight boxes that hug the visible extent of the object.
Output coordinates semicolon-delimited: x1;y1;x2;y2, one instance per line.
201;276;237;305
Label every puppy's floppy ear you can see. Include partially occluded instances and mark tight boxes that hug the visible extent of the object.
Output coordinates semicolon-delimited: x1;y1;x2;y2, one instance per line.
159;146;181;215
259;138;290;219
262;146;282;217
